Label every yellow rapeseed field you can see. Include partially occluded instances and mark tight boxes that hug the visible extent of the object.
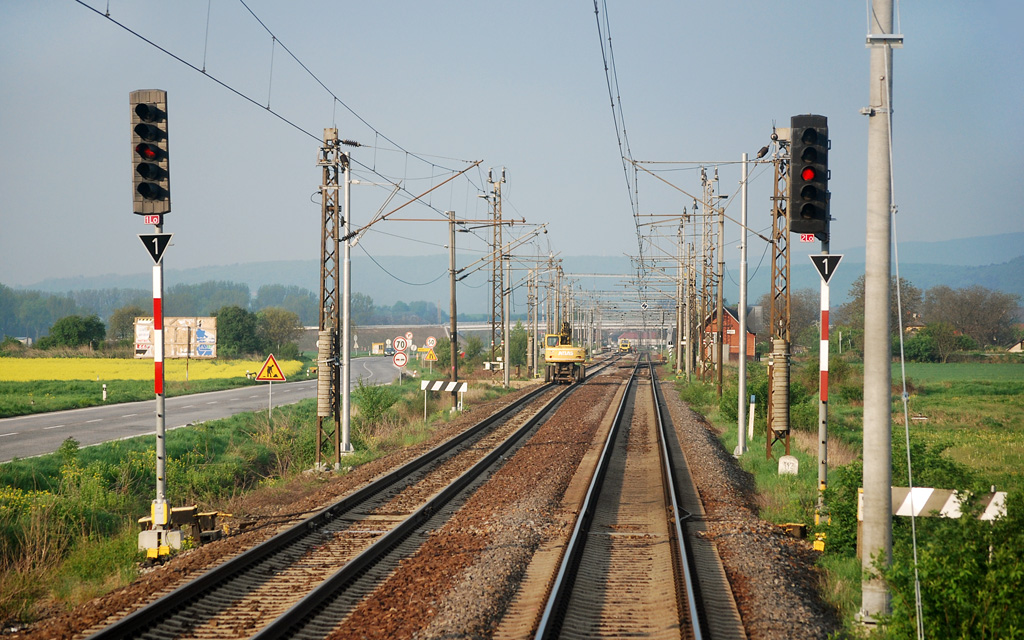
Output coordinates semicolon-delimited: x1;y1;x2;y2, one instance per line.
0;357;303;382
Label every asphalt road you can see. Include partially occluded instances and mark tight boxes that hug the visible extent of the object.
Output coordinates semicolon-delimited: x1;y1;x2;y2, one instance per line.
0;356;402;463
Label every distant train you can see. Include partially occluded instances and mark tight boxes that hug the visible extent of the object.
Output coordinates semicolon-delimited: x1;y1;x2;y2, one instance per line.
618;339;631;353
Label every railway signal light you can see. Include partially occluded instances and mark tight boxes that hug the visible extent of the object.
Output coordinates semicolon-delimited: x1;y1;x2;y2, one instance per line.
789;114;828;235
130;90;170;215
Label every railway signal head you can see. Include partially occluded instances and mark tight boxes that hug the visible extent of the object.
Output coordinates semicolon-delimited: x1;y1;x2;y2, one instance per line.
788;114;828;236
130;90;170;215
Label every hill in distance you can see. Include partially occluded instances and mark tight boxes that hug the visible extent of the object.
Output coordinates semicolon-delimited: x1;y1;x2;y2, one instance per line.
17;232;1024;314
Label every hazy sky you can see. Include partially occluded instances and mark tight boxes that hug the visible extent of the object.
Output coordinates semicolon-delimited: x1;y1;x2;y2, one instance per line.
2;1;1022;291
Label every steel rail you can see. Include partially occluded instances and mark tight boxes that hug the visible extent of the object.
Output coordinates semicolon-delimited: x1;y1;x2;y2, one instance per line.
650;358;704;640
533;359;640;639
533;356;704;640
251;363;615;639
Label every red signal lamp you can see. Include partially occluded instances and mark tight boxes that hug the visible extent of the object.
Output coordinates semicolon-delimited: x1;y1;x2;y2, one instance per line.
801;166;816;181
135;143;163;161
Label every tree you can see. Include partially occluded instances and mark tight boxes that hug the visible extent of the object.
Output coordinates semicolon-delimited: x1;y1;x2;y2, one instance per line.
38;314;106;349
166;281;250;316
835;274;922;334
464;335;484;361
920;322;959;363
257;307;303;356
509;321;528;367
900;332;938;362
108;305;146;344
351;293;375;326
924;285;1020;348
213;306;264;357
754;288;819;346
433;337;452;371
253;285;319;325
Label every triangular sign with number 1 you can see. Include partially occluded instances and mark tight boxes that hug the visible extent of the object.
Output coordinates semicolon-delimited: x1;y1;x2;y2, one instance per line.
139;233;173;264
256;354;287;381
810;254;843;285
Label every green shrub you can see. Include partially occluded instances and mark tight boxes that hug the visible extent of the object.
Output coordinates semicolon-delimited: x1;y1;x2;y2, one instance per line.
353;381;400;425
678;380;715;410
880;491;1024;638
823;438;977;560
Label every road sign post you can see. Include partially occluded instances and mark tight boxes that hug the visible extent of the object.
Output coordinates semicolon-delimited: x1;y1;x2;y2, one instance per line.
393;350;408;383
256;354;287;425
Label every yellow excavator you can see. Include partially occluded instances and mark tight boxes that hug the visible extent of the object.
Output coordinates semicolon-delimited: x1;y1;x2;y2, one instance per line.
544;321;586;384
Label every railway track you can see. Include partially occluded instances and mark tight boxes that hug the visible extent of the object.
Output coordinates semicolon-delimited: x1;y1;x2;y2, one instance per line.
530;357;744;640
80;354;745;640
84;359;617;640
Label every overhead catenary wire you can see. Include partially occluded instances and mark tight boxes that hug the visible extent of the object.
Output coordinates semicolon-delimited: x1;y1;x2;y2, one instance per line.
592;0;650;316
356;244;448;287
235;0;462;177
73;0;481;230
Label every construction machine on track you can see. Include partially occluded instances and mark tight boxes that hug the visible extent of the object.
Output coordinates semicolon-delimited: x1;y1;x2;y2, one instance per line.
544;321;586;384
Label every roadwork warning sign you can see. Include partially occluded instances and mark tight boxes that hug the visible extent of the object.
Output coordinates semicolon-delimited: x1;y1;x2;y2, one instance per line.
256;354;287;382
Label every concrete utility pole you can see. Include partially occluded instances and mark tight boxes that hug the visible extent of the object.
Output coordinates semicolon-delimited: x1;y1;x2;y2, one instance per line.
527;268;536;377
341;141;354;457
448;211;459;408
715;172;725;397
861;0;898;623
736;152;749;456
487;169;506;365
676;227;684;375
684;241;694;381
503;251;511;388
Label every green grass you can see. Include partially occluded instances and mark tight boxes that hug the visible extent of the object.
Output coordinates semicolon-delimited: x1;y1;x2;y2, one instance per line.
0;375;454;624
716;424;821;526
0;378;263;419
893;361;1023;383
677;357;1024;635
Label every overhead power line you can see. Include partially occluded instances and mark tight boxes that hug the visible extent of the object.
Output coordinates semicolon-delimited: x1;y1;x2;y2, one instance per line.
73;0;478;222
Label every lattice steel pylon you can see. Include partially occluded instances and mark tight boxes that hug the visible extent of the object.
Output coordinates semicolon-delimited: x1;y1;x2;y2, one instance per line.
698;168;716;383
488;169;505;362
316;129;344;470
767;135;792;458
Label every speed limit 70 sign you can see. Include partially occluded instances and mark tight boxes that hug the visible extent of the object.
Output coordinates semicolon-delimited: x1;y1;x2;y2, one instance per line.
393;336;408;352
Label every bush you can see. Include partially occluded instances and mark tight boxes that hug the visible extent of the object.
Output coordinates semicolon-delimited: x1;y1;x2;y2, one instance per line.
352;381;400;427
881;491;1024;638
36;315;105;350
719;383;738;422
823;439;976;559
901;333;939;362
679;380;715;410
789;397;818;431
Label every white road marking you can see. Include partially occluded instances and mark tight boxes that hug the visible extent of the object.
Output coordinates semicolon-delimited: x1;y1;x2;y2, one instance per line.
0;432;19;437
86;419;102;423
44;425;67;430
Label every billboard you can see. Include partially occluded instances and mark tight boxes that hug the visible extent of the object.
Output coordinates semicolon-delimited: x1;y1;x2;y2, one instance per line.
135;317;217;359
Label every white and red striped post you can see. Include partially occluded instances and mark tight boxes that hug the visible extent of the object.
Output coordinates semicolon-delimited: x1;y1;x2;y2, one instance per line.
151;231;168;530
817;256;830;521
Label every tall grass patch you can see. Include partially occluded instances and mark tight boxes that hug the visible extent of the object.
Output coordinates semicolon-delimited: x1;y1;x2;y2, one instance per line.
899;371;1024;494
